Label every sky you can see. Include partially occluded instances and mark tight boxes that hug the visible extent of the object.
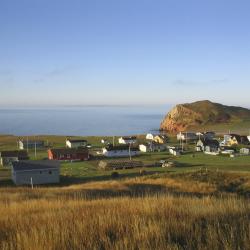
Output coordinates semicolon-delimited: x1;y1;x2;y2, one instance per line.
0;0;250;107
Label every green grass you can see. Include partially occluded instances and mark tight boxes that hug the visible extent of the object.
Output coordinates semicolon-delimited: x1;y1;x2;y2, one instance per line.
1;134;250;187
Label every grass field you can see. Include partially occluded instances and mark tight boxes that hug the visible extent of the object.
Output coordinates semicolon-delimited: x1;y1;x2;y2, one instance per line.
0;170;250;249
0;134;250;249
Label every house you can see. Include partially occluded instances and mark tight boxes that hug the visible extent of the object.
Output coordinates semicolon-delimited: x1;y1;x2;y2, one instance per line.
169;147;181;156
18;140;44;150
196;139;220;153
240;148;250;155
48;148;89;161
102;145;140;157
118;136;137;144
196;131;216;140
0;150;29;167
66;139;87;148
12;160;60;186
221;134;249;146
177;132;198;141
139;142;166;153
146;133;156;140
153;135;168;144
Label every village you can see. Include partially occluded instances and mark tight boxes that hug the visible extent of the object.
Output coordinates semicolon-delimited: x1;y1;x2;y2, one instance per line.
0;131;250;186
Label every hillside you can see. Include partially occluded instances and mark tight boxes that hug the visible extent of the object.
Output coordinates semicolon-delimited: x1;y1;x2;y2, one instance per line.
0;171;250;249
160;100;250;133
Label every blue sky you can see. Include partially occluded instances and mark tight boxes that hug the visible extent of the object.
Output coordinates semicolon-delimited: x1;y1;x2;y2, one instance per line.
0;0;250;107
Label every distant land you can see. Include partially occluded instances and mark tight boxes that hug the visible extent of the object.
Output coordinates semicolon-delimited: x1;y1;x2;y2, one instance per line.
160;100;250;133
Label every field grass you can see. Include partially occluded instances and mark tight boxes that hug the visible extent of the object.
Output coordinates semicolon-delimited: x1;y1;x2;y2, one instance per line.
0;171;250;249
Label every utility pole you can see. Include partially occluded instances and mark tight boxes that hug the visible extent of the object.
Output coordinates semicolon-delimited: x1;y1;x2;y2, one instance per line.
113;136;115;146
129;143;132;161
26;137;29;152
34;141;37;159
31;177;33;189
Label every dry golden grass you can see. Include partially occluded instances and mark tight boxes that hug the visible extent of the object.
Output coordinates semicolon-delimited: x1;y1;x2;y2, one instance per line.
0;173;249;250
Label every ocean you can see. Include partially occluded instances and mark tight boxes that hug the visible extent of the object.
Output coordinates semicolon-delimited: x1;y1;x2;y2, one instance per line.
0;106;170;136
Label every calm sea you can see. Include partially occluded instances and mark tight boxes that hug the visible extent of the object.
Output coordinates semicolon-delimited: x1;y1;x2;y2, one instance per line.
0;106;170;136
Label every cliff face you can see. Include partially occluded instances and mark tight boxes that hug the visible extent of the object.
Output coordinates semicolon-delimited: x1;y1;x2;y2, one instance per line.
160;100;250;133
160;104;202;132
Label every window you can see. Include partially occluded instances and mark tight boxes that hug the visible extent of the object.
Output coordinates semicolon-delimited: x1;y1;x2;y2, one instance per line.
49;171;52;174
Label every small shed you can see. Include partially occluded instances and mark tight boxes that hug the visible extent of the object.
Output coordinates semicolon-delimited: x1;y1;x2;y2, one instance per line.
0;150;29;167
66;139;87;148
12;160;60;186
240;148;250;155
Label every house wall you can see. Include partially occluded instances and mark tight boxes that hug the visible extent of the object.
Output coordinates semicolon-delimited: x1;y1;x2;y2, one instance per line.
48;150;89;161
66;141;87;148
118;138;136;144
139;145;148;152
12;169;60;185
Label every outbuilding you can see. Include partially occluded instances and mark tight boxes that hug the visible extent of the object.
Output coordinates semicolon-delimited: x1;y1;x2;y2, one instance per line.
0;150;29;167
118;136;137;145
48;148;89;161
66;139;87;148
12;160;60;185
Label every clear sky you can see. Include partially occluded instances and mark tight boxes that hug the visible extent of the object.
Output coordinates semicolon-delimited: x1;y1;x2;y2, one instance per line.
0;0;250;107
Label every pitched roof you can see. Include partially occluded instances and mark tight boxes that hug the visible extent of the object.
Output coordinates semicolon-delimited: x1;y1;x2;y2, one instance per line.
0;150;28;158
49;148;89;155
12;160;60;172
199;139;220;147
120;136;137;140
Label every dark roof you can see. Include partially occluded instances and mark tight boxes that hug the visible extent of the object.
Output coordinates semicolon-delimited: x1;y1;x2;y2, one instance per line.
120;136;137;140
105;145;139;151
67;139;87;143
12;160;60;172
199;139;220;147
0;150;28;158
49;147;89;155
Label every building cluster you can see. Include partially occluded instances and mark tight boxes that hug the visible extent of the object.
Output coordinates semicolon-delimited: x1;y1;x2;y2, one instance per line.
1;132;250;186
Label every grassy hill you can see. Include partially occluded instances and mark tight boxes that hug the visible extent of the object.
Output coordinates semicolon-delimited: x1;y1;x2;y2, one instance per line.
0;171;250;249
160;100;250;133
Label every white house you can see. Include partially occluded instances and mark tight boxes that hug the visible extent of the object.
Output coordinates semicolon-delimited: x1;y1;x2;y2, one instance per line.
169;147;181;156
139;143;166;153
240;148;250;155
12;160;60;186
66;139;87;148
102;145;140;158
146;133;156;140
118;136;137;145
177;132;198;141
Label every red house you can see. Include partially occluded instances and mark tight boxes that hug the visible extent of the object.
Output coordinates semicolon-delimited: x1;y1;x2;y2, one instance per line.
48;148;89;161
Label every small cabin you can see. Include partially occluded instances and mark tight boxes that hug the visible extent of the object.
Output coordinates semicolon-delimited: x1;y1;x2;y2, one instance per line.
48;148;89;161
12;160;60;186
66;139;87;148
118;136;137;145
0;150;29;167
